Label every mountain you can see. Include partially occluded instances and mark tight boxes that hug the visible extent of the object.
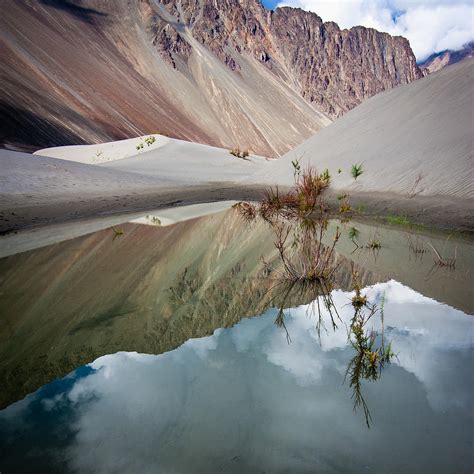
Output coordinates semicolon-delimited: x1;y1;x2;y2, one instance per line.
420;42;474;75
0;0;421;156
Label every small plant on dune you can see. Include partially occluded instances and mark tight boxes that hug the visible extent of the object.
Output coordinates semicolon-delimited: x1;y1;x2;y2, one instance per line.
229;147;250;159
291;158;301;178
136;142;144;151
338;198;352;215
338;168;342;174
111;226;124;239
320;168;331;183
351;163;363;180
149;216;161;225
144;136;156;146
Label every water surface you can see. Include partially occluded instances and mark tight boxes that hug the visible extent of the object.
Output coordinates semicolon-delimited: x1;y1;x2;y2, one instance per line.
0;210;472;473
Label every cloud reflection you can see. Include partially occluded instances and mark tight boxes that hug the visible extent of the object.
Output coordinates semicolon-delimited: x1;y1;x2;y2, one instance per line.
0;280;472;473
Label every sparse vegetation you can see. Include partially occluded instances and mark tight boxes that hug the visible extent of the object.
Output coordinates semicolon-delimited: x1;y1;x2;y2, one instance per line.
320;168;331;183
291;158;301;178
338;198;352;215
136;135;156;152
145;215;161;226
427;242;457;268
345;273;396;427
351;163;363;180
386;214;411;226
235;167;340;285
111;226;124;238
349;226;360;244
408;173;424;198
229;147;250;159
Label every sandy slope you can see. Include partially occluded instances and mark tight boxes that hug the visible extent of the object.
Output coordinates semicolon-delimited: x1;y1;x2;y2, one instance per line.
0;148;266;236
34;135;167;165
36;135;269;184
253;59;473;199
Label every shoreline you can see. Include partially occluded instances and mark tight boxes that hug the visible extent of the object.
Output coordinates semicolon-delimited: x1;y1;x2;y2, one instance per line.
1;185;472;259
2;185;472;235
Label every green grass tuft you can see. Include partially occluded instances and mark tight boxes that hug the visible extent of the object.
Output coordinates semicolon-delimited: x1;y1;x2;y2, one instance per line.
386;214;411;226
351;163;363;180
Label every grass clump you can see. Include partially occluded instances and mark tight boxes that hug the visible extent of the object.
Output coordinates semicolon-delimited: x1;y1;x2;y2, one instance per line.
144;136;156;146
366;238;381;250
349;226;359;243
351;163;363;180
386;214;411;226
235;166;340;285
320;168;331;183
229;147;250;159
232;202;257;222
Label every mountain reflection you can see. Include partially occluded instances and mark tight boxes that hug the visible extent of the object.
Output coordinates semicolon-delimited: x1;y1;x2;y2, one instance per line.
0;209;376;408
0;280;472;473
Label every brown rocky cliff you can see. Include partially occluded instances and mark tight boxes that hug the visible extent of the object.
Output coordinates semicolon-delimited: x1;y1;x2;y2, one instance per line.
150;0;422;118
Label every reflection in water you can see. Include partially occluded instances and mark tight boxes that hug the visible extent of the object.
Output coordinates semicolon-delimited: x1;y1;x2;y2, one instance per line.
272;271;396;428
0;210;375;409
0;281;472;473
344;281;394;427
0;208;473;472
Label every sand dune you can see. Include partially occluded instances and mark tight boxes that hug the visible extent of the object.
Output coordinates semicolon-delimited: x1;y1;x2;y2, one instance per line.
0;148;267;236
255;59;473;200
36;134;269;184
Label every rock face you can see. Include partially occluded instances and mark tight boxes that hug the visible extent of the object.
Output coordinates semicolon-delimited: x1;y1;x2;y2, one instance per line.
0;0;421;156
419;42;474;75
150;1;421;119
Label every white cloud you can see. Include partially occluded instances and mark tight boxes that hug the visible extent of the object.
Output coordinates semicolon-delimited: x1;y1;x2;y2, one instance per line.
276;0;474;60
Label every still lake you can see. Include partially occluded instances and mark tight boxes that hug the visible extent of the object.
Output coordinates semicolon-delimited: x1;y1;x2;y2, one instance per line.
0;209;472;473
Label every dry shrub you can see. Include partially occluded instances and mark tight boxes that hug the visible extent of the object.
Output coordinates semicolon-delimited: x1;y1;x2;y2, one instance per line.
235;166;343;284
